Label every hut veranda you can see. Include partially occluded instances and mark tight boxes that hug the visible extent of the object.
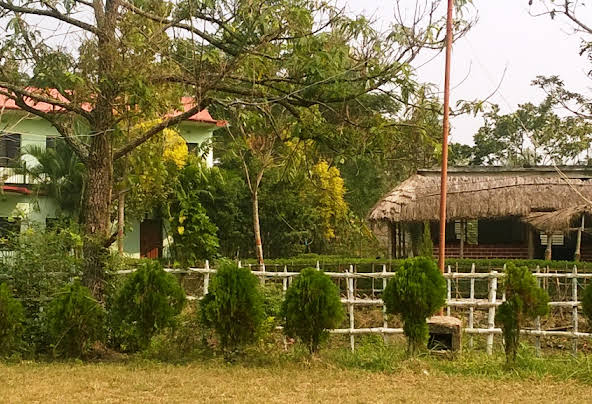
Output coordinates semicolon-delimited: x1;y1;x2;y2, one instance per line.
369;166;592;261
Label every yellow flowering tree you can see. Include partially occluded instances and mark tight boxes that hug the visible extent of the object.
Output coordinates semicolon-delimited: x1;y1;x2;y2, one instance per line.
121;120;188;219
301;161;348;242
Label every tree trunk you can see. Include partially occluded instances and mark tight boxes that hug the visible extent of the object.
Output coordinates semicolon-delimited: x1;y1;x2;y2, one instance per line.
81;134;113;298
81;3;117;299
252;191;264;265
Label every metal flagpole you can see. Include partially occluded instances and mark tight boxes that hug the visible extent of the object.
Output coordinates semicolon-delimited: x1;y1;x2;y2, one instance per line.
439;0;454;276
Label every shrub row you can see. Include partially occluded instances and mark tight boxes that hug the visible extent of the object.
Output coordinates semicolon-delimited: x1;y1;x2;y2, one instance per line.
0;260;185;358
3;256;592;362
242;255;592;272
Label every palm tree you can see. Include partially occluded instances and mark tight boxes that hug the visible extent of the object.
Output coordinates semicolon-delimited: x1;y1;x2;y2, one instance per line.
22;140;85;220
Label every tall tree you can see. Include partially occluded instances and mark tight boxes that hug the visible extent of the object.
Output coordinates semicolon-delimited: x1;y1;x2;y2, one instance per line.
470;99;591;166
531;1;592;121
0;0;470;292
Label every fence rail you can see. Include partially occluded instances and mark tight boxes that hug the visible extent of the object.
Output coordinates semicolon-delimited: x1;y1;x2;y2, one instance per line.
113;261;591;354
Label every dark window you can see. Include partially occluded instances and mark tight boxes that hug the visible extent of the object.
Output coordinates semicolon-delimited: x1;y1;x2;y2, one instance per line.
46;136;57;150
0;133;21;167
430;221;457;243
187;143;198;153
478;217;525;244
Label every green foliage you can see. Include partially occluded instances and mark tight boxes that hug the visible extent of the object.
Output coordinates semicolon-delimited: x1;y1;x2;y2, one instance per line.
579;282;592;329
0;226;82;353
169;158;220;266
110;260;186;351
0;283;25;356
383;257;446;355
418;222;434;258
200;261;264;360
282;268;344;353
470;99;591;166
143;303;207;362
496;263;549;364
22;141;85;218
46;280;105;357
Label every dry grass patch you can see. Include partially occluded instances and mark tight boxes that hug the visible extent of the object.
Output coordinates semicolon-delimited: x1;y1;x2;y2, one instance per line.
0;361;589;403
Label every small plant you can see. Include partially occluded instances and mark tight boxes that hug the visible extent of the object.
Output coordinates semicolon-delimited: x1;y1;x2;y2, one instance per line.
496;263;549;365
110;260;185;351
282;268;344;354
0;283;25;356
583;282;592;328
200;261;264;360
383;257;446;355
46;279;104;357
418;221;434;258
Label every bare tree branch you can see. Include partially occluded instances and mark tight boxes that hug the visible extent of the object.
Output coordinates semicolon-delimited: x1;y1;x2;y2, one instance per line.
0;0;101;35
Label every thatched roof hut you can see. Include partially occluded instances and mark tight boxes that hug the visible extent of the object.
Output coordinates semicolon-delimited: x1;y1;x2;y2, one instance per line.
523;205;592;234
368;167;592;224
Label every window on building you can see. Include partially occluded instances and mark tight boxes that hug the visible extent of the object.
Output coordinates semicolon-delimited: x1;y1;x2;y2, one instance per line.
540;233;564;246
187;143;198;153
46;136;57;150
454;219;479;244
0;133;21;167
477;217;525;245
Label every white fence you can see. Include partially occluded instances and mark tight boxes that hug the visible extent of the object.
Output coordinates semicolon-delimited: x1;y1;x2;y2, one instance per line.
117;262;592;354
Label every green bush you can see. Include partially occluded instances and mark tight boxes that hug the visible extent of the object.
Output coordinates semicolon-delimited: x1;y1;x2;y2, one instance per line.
583;283;592;328
200;261;264;360
110;260;185;351
0;283;25;356
496;263;549;364
169;159;220;266
46;279;104;357
418;222;434;258
143;302;206;362
281;268;344;354
383;257;446;355
0;226;82;353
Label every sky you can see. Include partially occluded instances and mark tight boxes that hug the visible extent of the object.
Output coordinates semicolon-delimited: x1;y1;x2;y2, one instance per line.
337;0;591;145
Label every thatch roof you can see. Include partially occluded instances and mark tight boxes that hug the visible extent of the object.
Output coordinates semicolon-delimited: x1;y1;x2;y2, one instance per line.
368;167;592;223
523;205;592;234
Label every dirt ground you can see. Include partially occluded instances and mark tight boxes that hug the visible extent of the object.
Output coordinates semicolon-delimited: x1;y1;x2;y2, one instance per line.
1;361;589;404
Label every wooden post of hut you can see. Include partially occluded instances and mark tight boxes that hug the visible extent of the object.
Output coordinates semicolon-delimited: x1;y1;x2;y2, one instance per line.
527;227;535;259
574;215;585;262
459;220;465;259
545;232;552;261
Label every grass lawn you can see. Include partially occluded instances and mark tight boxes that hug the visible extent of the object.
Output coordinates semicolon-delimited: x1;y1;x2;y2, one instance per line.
1;355;591;403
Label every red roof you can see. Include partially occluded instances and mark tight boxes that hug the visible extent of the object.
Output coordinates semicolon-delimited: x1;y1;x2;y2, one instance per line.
0;89;226;126
2;185;32;195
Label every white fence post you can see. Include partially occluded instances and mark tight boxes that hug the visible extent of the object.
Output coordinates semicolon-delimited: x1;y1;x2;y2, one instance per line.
446;265;452;316
347;265;355;351
535;266;541;355
572;265;578;354
203;260;210;296
487;270;498;355
382;264;388;342
282;265;288;293
468;263;475;349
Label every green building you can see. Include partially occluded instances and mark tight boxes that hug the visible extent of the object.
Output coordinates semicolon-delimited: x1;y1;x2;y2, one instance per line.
0;96;225;258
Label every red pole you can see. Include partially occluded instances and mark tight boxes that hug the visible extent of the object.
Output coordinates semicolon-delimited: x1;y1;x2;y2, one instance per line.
439;0;454;278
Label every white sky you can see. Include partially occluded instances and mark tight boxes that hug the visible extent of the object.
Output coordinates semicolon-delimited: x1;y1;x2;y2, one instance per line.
338;0;591;145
